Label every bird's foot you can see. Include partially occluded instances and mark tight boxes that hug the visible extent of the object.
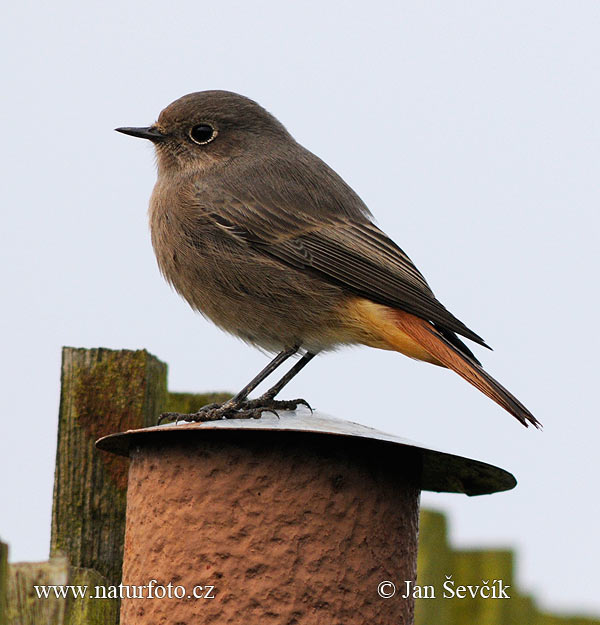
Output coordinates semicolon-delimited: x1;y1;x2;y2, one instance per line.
158;397;312;425
241;396;313;414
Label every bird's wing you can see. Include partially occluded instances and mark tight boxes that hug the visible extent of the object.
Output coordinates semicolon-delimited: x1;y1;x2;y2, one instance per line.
197;181;487;349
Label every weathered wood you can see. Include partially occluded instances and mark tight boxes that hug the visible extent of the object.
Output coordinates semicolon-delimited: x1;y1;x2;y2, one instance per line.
537;616;600;625
5;556;118;625
65;566;119;625
414;509;600;625
0;540;8;625
165;391;231;415
415;509;453;625
6;556;69;625
508;593;538;624
50;347;167;587
451;549;514;624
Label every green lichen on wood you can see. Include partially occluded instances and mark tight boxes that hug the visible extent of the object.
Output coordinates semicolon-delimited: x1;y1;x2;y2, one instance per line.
451;549;514;624
165;391;232;416
0;540;8;625
65;567;119;625
5;556;69;625
5;557;118;625
415;509;452;625
415;509;600;625
507;592;538;624
70;347;167;437
51;347;168;591
536;616;600;625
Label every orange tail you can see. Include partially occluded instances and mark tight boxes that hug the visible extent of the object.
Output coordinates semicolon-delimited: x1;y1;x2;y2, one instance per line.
389;309;540;428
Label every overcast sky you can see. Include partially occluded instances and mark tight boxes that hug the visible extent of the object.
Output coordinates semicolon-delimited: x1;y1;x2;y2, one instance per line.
2;0;599;616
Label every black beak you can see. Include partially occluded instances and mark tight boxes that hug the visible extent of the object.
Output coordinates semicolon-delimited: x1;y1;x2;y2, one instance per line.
115;126;166;142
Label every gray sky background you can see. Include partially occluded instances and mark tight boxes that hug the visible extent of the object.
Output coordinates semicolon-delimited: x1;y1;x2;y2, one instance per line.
2;0;599;615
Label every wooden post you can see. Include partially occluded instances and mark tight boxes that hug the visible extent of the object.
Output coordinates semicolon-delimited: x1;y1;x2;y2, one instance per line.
415;510;453;625
0;540;7;625
415;510;570;625
451;549;514;623
47;346;231;624
165;391;231;414
5;556;70;625
4;557;119;625
50;347;167;585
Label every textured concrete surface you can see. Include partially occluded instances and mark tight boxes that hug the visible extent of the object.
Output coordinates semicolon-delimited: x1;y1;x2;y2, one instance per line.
120;431;420;624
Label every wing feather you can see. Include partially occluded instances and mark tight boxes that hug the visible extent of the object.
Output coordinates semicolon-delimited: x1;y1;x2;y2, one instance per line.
193;150;488;348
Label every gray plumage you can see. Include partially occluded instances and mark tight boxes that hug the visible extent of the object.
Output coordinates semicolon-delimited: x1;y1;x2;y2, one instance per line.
116;90;539;428
148;91;482;353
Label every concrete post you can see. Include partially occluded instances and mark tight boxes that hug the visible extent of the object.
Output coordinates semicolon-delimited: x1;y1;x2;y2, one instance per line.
97;410;515;625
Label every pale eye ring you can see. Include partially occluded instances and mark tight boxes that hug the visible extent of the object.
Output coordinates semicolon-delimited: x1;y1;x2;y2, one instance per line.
189;123;217;145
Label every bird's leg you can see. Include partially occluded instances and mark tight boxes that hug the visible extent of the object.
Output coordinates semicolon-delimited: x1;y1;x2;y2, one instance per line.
241;351;316;413
158;346;300;424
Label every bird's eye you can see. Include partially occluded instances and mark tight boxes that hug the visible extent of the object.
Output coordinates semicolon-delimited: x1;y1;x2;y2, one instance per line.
189;123;217;145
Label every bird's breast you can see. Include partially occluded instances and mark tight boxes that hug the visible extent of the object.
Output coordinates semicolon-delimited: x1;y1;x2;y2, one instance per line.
147;179;382;354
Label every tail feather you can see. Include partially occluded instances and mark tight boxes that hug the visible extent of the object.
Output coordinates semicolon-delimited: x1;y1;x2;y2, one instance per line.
392;310;541;429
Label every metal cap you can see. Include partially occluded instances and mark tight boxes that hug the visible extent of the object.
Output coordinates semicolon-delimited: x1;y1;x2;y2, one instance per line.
96;407;516;496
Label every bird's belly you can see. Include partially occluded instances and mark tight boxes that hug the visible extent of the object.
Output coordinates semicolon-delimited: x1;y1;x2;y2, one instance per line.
150;210;441;357
340;297;442;364
152;223;355;352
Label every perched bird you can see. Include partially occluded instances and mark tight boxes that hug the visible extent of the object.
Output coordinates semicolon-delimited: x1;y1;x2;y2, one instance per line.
117;91;539;428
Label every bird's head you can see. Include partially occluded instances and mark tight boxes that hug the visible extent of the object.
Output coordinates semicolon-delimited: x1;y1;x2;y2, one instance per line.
116;90;291;175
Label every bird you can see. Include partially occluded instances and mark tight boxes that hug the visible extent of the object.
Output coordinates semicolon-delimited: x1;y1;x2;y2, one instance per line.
116;90;540;428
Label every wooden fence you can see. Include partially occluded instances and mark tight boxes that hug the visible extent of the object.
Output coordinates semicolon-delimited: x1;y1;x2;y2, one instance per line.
0;347;596;624
416;510;597;625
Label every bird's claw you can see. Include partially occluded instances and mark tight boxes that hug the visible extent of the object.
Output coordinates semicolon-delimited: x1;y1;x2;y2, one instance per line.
157;397;312;424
